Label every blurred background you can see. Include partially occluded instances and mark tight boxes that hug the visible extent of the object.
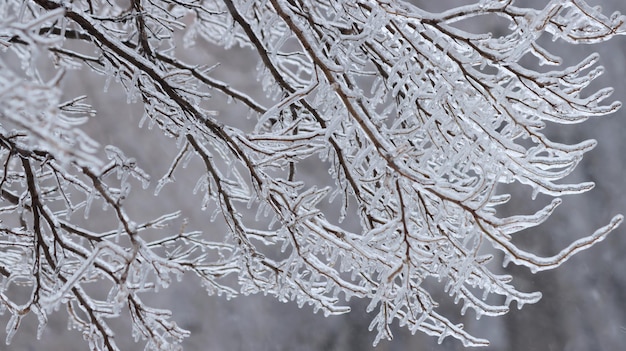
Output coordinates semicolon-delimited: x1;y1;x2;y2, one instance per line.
2;0;626;350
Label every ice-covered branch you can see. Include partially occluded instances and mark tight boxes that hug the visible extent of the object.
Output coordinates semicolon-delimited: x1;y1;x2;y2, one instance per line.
1;0;623;349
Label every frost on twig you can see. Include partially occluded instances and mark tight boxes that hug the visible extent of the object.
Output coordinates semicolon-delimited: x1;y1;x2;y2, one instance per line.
0;0;624;349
